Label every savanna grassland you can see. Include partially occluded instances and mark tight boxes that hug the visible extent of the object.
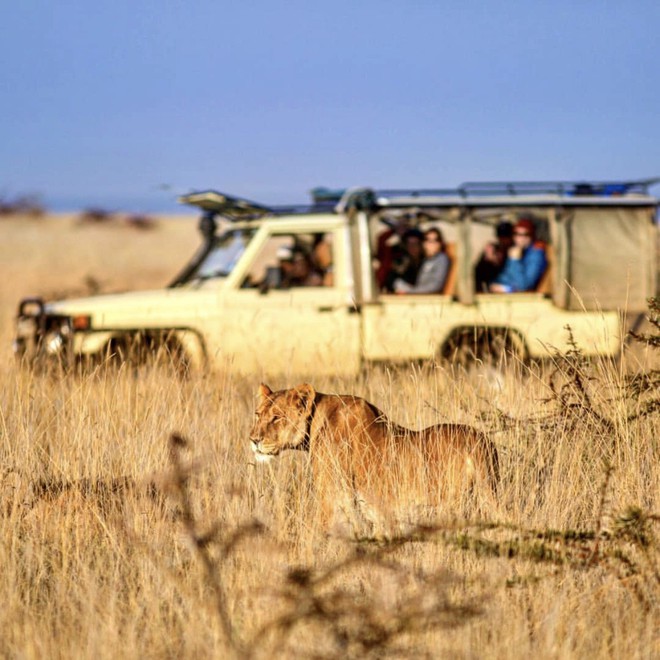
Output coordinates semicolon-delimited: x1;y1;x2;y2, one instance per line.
0;213;658;659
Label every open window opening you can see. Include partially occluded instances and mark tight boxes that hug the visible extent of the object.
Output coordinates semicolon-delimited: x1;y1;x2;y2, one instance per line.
241;232;335;291
471;209;552;295
370;209;459;297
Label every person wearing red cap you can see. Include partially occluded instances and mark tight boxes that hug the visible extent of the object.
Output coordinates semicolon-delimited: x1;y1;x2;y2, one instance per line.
489;218;547;293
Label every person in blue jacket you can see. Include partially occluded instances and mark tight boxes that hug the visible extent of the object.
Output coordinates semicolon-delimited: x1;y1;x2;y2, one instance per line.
490;218;547;293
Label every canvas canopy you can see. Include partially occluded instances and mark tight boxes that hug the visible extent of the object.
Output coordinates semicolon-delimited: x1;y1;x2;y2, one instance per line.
559;207;656;312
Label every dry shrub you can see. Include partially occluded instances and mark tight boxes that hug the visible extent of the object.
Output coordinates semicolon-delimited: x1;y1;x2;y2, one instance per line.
0;193;45;217
160;433;485;658
123;214;158;231
78;208;116;224
77;210;159;231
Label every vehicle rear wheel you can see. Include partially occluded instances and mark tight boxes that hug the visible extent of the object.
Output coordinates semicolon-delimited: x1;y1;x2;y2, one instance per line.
440;327;527;368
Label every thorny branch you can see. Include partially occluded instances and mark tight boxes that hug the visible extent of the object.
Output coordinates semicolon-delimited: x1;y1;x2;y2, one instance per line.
168;433;263;658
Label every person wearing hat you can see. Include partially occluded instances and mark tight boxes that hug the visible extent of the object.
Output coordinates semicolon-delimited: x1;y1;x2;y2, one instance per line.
490;218;547;293
260;245;320;290
475;221;514;292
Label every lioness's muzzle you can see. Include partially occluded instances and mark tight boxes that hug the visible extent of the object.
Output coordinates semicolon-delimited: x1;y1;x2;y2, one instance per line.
251;439;271;455
251;439;276;463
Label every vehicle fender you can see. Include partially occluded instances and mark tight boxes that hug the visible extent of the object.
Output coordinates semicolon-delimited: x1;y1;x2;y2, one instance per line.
75;331;115;355
74;328;206;369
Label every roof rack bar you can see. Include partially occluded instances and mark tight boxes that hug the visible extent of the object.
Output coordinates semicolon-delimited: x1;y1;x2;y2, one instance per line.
458;178;660;196
377;188;461;198
372;179;660;200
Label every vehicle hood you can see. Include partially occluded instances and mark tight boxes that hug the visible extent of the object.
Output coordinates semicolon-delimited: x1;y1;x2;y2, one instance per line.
44;285;220;329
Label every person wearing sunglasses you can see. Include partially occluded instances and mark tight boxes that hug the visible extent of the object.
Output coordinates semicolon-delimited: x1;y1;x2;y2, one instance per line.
489;218;547;293
393;227;449;294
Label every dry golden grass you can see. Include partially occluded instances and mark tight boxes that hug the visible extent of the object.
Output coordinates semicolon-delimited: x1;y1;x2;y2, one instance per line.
0;215;658;658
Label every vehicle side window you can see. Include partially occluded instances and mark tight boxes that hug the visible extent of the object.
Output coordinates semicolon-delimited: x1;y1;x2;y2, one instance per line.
475;216;549;294
242;232;334;289
373;216;454;295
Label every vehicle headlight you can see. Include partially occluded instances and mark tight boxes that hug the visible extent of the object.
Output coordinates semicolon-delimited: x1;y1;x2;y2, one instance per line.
43;318;71;355
45;332;64;354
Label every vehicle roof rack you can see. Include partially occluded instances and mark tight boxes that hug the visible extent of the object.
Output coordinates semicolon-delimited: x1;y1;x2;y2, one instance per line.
182;178;660;220
378;178;660;199
457;178;660;197
369;178;660;210
180;189;341;219
317;178;660;211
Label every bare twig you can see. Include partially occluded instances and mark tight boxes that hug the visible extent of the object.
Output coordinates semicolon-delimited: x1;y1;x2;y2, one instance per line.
168;433;252;658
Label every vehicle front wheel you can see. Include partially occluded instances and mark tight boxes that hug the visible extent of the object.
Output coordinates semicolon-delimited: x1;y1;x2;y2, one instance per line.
104;331;192;377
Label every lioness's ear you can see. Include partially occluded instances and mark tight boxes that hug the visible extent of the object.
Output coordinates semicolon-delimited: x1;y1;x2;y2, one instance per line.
258;383;273;400
293;383;316;412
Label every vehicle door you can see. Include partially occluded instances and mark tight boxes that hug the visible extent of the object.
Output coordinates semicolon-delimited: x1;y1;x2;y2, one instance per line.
219;222;361;376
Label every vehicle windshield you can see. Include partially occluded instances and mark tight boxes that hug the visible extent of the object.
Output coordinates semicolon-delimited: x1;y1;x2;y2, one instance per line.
190;228;256;280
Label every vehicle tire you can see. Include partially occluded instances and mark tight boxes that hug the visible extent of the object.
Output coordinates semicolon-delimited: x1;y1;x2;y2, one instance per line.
104;332;191;378
440;327;527;368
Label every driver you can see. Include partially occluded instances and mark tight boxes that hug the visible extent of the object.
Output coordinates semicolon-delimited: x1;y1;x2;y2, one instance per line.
268;246;320;288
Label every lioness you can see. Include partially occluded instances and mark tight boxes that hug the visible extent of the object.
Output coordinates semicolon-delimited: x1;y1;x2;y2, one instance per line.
250;383;499;529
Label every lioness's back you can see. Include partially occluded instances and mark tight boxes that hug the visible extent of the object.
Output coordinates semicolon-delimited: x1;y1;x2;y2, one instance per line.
309;392;498;493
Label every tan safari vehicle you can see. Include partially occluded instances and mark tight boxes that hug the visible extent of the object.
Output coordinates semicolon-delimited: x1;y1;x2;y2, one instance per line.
13;179;659;376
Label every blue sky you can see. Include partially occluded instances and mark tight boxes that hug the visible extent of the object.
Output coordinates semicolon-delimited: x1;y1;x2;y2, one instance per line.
2;1;659;212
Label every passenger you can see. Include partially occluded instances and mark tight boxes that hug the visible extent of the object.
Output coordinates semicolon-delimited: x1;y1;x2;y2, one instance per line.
475;221;514;292
375;213;415;289
311;233;333;286
394;227;450;294
489;218;547;293
383;228;424;292
289;248;323;287
258;245;295;290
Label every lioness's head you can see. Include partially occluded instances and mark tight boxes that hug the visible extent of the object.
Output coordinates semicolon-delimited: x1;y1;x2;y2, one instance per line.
250;383;316;463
